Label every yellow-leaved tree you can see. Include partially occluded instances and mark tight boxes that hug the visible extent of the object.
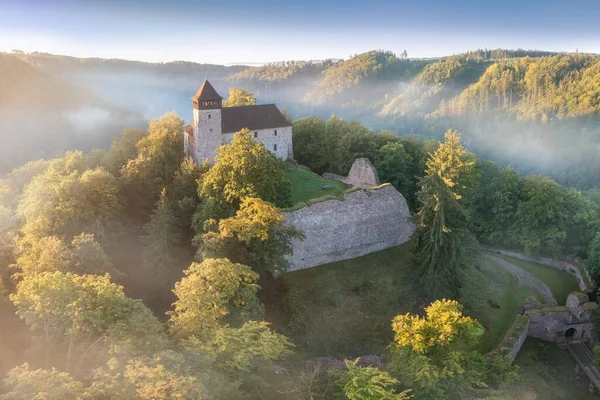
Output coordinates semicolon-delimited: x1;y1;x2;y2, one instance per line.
388;299;485;400
223;88;257;107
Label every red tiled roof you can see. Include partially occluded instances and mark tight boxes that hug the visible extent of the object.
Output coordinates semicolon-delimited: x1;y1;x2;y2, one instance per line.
192;80;223;101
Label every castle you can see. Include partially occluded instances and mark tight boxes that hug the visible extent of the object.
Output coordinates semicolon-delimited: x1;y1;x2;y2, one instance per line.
183;80;293;164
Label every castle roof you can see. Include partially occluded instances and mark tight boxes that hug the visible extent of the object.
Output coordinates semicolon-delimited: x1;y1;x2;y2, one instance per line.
192;80;223;101
221;104;291;133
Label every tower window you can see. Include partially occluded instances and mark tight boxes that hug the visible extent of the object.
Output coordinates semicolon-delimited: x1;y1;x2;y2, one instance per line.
208;114;211;119
274;129;278;136
209;128;213;132
254;131;258;138
274;144;277;151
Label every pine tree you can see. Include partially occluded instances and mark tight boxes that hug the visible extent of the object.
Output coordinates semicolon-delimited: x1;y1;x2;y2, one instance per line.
141;189;182;287
414;130;478;299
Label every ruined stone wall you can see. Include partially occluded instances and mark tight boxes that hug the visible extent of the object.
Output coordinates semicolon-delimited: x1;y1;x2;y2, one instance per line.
323;158;381;189
509;318;530;360
526;309;595;344
284;185;415;271
492;249;589;291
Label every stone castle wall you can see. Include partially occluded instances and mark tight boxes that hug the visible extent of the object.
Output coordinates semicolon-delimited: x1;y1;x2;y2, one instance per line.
323;158;381;189
284;185;415;271
509;318;530;360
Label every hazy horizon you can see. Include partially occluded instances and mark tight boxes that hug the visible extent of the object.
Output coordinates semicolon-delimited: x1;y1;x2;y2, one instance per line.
2;0;600;65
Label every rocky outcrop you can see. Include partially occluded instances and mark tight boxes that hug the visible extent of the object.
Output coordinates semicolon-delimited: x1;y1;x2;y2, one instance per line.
284;184;415;271
323;158;381;189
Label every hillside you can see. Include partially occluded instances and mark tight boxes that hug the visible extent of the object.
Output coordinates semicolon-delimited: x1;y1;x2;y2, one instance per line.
440;54;600;121
0;53;112;110
8;49;600;188
0;54;141;173
380;56;489;116
301;51;426;107
10;52;249;120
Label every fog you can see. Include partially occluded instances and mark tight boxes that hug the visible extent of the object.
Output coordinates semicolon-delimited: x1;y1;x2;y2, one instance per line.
4;54;600;190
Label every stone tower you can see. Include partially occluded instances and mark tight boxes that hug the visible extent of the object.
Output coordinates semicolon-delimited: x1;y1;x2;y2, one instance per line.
192;80;223;163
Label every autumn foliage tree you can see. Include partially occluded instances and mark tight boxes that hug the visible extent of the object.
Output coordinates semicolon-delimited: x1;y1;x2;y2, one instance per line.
389;299;485;400
198;129;292;216
223;88;257;107
199;197;303;274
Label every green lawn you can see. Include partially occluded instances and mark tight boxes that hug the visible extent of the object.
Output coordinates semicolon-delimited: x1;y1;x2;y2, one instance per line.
495;254;580;305
284;165;345;205
281;242;418;357
460;258;542;353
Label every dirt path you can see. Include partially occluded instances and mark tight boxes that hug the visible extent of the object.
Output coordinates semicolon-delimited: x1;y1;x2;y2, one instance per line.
485;254;558;306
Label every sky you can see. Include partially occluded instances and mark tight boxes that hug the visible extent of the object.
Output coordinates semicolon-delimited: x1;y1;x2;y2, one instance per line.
1;0;599;64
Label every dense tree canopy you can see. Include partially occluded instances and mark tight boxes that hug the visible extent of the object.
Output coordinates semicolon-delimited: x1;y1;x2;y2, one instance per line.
199;128;292;214
168;258;263;339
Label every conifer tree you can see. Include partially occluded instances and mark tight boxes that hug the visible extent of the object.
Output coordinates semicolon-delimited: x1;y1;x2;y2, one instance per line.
413;130;478;299
141;189;182;287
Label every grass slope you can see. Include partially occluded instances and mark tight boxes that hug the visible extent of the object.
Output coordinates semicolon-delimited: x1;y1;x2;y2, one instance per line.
284;166;345;205
496;255;579;305
279;244;562;358
282;242;417;357
460;258;541;353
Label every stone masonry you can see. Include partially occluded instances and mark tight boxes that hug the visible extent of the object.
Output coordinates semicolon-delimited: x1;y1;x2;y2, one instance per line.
284;184;415;271
323;158;381;189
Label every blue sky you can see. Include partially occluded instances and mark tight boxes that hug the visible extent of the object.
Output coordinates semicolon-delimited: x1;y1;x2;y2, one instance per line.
1;0;599;64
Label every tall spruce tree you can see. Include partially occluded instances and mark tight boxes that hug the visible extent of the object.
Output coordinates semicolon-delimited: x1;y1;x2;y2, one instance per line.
414;130;478;299
141;189;182;287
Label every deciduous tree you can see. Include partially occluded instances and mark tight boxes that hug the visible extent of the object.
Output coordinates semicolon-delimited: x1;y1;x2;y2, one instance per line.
200;197;303;274
338;359;412;400
168;258;263;339
389;300;485;400
198;129;292;220
223;88;257;107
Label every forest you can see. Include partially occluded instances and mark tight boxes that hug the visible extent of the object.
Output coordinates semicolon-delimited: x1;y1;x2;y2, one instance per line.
3;47;600;399
1;99;600;397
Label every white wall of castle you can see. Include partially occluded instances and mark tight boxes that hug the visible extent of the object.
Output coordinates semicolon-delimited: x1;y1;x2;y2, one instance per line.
222;125;293;160
188;108;223;164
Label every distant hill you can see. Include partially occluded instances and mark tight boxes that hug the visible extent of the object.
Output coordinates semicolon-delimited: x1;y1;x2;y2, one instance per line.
0;54;142;173
380;57;489;116
439;54;600;121
10;52;249;120
0;53;112;110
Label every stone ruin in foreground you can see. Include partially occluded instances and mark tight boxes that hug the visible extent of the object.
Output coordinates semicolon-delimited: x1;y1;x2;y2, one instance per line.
283;158;415;271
